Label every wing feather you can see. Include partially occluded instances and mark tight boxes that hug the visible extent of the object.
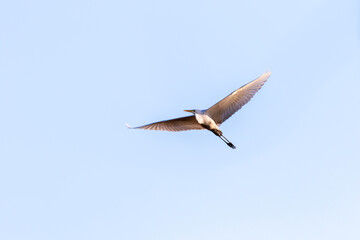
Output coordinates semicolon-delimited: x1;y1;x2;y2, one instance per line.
206;72;270;124
130;116;203;132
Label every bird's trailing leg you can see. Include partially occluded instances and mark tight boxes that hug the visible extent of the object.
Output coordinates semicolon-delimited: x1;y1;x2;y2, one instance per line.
211;129;236;149
219;135;236;149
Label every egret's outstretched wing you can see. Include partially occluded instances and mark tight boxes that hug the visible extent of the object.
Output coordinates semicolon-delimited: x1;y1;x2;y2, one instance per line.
128;116;203;132
206;72;270;124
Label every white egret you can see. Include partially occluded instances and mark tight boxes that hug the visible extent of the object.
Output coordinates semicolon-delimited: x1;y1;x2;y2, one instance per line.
127;72;270;149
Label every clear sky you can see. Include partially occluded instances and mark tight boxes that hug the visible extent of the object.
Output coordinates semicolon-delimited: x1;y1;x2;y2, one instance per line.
1;0;359;239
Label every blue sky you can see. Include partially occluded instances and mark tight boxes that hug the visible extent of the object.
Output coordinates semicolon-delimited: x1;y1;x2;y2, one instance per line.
1;0;359;239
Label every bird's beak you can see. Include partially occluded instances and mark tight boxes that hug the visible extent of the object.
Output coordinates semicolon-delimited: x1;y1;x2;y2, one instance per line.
184;110;194;113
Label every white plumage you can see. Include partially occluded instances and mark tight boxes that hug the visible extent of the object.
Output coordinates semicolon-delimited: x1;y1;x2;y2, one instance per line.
127;71;271;149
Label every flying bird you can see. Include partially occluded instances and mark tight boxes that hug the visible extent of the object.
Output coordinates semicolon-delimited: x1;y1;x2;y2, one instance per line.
127;72;270;149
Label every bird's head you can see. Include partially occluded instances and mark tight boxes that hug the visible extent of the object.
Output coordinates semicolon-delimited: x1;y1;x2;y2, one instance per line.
184;109;196;114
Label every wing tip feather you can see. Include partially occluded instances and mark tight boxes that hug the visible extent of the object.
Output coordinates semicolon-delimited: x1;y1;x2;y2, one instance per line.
263;70;271;79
